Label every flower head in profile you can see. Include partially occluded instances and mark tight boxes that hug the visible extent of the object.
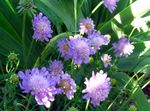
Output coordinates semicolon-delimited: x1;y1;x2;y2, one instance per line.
32;13;53;42
103;0;119;13
80;18;95;34
101;54;112;68
82;70;111;107
69;35;91;64
88;30;110;54
57;72;76;100
48;60;63;76
113;37;134;57
18;67;56;108
57;38;72;60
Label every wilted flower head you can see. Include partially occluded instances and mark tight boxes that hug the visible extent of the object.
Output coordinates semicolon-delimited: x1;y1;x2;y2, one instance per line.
101;54;112;68
80;18;95;34
48;60;63;76
82;70;111;107
103;0;119;13
113;37;134;57
32;13;53;42
88;30;110;54
18;67;56;108
57;72;76;100
57;38;72;60
69;35;91;64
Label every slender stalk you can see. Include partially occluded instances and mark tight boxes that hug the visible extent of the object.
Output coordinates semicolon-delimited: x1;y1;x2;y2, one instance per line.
90;1;103;16
22;13;27;67
128;27;136;39
25;40;34;68
85;99;90;111
74;0;77;33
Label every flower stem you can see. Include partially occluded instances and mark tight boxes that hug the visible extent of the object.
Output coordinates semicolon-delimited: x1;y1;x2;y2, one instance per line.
85;99;90;111
25;95;32;111
90;1;103;16
74;0;77;33
128;27;136;39
22;12;27;68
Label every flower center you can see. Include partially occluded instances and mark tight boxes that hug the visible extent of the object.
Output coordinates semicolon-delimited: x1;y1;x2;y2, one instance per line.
85;23;92;29
60;79;70;93
63;44;69;51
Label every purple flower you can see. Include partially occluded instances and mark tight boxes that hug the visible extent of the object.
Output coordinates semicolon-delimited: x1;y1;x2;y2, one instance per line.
103;0;119;13
48;60;63;76
18;67;56;108
57;72;76;100
69;35;91;64
88;30;110;54
80;18;95;34
113;37;134;57
82;70;111;107
57;38;72;60
32;13;53;42
101;54;112;68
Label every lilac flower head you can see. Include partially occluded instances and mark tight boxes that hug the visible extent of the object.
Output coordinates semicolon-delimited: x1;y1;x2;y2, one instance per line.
80;18;95;34
57;72;76;100
103;0;119;13
82;70;111;107
113;37;134;57
32;13;53;42
101;54;112;68
18;67;56;108
69;35;91;64
48;60;63;76
88;30;110;54
57;38;72;60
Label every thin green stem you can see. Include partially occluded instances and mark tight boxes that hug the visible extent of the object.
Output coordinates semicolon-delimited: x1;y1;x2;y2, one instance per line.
22;13;27;67
85;99;90;111
90;1;103;16
25;40;34;68
128;27;136;39
74;0;77;33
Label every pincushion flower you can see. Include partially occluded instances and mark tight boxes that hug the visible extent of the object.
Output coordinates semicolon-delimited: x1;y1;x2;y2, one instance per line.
18;67;56;108
113;37;134;57
32;13;53;42
57;72;76;100
101;54;112;68
80;18;95;34
48;60;63;76
88;30;110;54
82;70;111;107
69;35;91;64
57;38;72;60
103;0;119;13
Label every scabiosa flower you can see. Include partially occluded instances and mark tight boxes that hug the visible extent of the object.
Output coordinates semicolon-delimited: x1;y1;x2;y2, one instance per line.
82;70;111;107
57;72;76;100
103;0;119;13
18;67;56;108
101;54;112;68
113;37;134;57
32;13;53;42
69;35;91;64
80;18;95;34
88;30;110;54
57;38;72;60
48;60;63;76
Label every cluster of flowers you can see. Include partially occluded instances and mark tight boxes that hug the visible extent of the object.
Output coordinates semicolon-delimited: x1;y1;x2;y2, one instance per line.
57;18;110;65
57;17;134;67
18;60;111;107
20;4;135;107
18;60;76;108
